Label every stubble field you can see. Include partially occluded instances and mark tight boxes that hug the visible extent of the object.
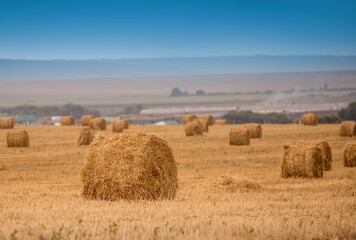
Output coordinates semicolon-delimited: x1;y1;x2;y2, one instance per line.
0;124;355;239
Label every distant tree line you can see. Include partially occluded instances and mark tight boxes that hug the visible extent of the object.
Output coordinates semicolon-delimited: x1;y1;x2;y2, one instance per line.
0;103;100;119
222;102;356;124
223;111;293;124
317;102;356;123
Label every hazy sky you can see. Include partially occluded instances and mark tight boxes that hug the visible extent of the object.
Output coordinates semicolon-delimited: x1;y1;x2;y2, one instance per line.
1;0;356;59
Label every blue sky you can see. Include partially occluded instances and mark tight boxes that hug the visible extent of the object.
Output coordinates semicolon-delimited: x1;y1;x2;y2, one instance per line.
0;0;355;59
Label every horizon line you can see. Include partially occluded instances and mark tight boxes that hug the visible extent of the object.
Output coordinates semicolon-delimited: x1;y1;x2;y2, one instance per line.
2;54;356;61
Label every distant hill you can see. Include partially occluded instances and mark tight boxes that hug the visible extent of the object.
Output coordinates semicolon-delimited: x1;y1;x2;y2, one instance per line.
1;55;356;80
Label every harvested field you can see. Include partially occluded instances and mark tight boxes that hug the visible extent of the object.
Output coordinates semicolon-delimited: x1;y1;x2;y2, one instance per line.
0;124;355;239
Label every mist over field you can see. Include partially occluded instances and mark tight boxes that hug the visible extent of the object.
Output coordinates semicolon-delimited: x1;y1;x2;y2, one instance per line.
1;55;356;80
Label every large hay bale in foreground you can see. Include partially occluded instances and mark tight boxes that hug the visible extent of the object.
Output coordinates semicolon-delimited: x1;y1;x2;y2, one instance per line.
81;115;94;126
81;131;178;200
185;119;203;136
77;127;94;146
315;141;332;171
281;141;323;178
244;123;262;138
7;130;29;147
60;116;75;126
199;115;214;125
343;143;356;167
89;117;106;131
198;119;209;133
300;113;318;126
112;120;129;133
229;128;250;145
215;119;227;125
182;114;197;125
340;121;356;137
0;118;14;129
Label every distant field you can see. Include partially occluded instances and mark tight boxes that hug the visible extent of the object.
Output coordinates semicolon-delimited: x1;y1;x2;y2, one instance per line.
0;124;355;239
0;71;355;115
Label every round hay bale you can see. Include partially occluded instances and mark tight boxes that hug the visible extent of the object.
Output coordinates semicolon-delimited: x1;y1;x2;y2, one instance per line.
182;114;197;125
81;115;94;126
7;130;29;148
60;116;75;126
281;141;323;178
77;127;94;146
229;128;250;145
0;118;14;129
89;117;106;131
300;113;318;126
315;141;332;171
81;131;178;201
198;119;209;133
244;123;262;138
215;119;227;125
185;119;203;136
343;143;356;167
199;115;214;125
112;120;129;133
340;121;356;137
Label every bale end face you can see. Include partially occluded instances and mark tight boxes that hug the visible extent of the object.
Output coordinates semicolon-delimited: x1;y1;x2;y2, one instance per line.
7;130;29;147
340;121;356;137
0;118;14;129
182;114;197;125
60;116;75;126
81;115;94;126
245;123;262;138
315;141;332;171
198;119;209;133
229;128;250;145
281;141;323;178
343;143;356;167
199;115;214;125
185;119;203;136
81;131;178;201
89;117;106;131
300;113;318;126
77;127;94;145
112;120;129;133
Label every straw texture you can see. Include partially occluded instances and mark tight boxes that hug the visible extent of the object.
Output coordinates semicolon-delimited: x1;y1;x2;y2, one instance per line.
185;119;203;136
89;117;106;131
281;141;323;178
81;131;178;201
81;115;94;126
229;128;250;145
343;143;356;167
7;130;29;147
77;127;94;145
0;118;14;129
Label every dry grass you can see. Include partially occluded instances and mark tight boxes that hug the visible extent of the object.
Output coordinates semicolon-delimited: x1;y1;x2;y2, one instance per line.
0;124;356;239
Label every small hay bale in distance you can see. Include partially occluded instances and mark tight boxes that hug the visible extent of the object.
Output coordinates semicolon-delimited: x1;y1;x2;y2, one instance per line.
244;123;262;138
60;116;75;126
198;119;209;133
182;114;197;125
340;121;356;137
81;131;178;201
112;119;129;133
229;128;250;146
300;113;318;126
185;119;203;136
281;141;324;178
81;115;94;126
0;118;14;129
77;127;94;146
7;130;29;147
199;114;214;125
343;143;356;167
215;119;227;125
89;117;106;131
